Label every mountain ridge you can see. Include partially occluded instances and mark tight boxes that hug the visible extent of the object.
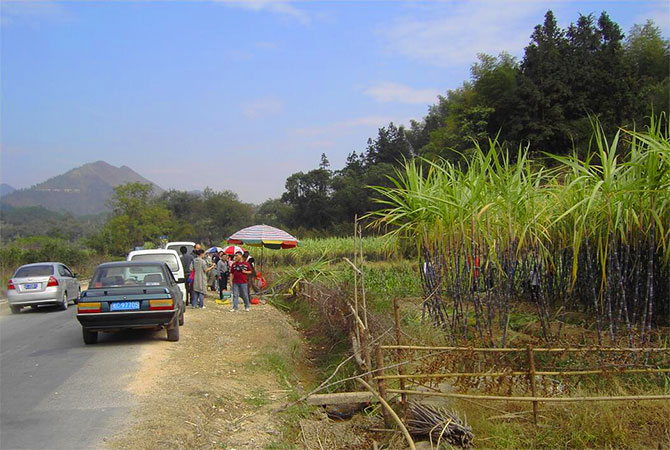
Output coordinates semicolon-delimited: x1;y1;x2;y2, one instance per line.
0;161;164;215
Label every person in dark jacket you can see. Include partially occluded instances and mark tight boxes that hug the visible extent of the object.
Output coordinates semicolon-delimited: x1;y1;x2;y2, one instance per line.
179;246;194;306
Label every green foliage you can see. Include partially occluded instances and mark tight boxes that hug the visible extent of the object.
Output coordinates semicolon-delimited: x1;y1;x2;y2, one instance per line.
264;236;401;266
160;187;254;244
369;117;670;344
89;183;175;255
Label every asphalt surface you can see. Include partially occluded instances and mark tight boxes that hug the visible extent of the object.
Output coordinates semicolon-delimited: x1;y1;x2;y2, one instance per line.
0;303;162;449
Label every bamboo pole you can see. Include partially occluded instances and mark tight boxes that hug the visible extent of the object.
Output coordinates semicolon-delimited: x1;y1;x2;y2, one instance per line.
527;344;539;425
386;389;670;403
374;367;670;380
358;379;416;450
393;298;407;415
353;216;360;348
375;345;392;428
381;345;670;353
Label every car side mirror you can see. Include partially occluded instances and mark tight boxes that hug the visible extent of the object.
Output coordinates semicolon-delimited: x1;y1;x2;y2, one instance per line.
73;273;79;278
177;278;186;283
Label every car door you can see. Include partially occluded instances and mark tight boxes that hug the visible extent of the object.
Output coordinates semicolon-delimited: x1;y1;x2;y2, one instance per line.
58;265;73;300
63;265;79;300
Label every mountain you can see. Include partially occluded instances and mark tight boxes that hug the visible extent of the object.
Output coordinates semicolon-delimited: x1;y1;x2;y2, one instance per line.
0;183;16;197
0;161;164;215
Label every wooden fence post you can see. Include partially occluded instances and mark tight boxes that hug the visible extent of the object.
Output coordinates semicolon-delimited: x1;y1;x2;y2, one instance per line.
393;298;407;416
527;344;539;424
375;344;392;428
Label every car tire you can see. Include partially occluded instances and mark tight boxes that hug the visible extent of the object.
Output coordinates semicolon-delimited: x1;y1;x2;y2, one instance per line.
59;292;68;310
9;305;21;314
179;311;184;326
82;328;98;345
167;318;180;342
74;288;81;305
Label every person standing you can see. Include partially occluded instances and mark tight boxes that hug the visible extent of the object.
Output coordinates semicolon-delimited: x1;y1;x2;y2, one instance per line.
217;253;230;299
230;251;252;312
192;249;215;309
179;246;194;306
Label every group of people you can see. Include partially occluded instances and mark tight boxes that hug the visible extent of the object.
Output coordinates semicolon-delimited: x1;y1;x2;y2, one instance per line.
178;244;255;312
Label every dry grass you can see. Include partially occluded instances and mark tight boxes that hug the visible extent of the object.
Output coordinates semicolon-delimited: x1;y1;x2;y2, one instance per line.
106;291;311;450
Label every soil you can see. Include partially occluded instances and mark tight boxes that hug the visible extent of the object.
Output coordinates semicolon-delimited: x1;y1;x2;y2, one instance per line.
106;290;309;450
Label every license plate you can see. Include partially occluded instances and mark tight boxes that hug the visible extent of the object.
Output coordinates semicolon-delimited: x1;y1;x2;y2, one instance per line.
24;283;39;290
110;301;140;311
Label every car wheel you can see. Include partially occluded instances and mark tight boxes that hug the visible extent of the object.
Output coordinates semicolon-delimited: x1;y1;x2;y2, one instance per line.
74;288;81;305
59;292;68;310
9;305;21;314
179;311;184;326
167;317;180;342
82;328;98;345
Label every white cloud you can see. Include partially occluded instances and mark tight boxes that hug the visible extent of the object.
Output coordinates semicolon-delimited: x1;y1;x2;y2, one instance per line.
217;0;310;25
381;0;550;67
241;97;283;119
364;81;440;104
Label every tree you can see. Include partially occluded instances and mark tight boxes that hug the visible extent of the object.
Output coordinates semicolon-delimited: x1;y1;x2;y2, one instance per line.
94;183;175;255
281;168;333;229
365;123;414;165
626;20;670;119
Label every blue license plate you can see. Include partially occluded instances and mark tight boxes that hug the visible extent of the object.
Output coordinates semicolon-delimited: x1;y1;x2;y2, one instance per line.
24;283;39;289
110;301;140;311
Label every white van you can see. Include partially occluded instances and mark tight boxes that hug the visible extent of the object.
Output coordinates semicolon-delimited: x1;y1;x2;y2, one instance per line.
165;241;196;256
126;249;186;299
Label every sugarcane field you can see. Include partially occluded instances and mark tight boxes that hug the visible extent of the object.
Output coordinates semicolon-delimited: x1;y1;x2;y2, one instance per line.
2;2;670;449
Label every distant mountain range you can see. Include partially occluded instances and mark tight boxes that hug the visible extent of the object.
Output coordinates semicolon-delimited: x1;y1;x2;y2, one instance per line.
0;183;16;197
0;161;164;215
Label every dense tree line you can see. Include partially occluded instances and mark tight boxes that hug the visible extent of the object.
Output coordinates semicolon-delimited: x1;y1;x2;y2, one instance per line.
271;11;669;233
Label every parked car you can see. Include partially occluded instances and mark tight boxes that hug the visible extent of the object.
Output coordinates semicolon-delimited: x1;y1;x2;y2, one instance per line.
126;249;186;300
165;241;195;256
76;261;185;344
6;262;81;314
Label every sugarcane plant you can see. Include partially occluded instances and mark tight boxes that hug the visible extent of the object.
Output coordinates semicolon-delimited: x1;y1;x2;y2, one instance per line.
370;115;670;347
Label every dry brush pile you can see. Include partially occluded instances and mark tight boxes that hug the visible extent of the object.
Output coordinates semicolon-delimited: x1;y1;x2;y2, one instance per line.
371;117;670;347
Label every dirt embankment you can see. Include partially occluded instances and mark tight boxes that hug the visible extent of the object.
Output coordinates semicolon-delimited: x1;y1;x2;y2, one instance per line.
107;292;310;449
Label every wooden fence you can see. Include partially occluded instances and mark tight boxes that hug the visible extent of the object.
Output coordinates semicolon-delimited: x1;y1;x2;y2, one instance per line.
375;306;670;424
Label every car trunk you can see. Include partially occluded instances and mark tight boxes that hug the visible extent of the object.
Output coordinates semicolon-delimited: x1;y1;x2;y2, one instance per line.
13;277;52;293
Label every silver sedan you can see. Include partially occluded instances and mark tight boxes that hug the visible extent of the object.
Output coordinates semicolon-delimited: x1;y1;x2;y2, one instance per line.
6;262;81;314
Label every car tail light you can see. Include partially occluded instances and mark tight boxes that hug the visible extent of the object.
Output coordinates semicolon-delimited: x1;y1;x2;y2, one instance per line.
149;299;174;311
78;302;101;313
7;279;15;290
47;276;59;287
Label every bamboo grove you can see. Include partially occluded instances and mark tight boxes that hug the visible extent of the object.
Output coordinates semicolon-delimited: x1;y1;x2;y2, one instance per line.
370;117;670;347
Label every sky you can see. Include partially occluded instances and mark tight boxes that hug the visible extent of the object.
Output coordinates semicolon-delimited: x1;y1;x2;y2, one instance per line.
1;0;668;204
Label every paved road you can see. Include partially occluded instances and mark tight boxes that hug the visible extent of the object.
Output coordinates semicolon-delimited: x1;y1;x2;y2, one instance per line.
0;304;160;449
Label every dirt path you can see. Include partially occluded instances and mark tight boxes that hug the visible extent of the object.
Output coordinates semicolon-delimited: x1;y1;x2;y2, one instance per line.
107;291;309;450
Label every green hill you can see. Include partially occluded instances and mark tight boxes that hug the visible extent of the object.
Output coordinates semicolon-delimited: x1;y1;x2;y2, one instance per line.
0;161;163;215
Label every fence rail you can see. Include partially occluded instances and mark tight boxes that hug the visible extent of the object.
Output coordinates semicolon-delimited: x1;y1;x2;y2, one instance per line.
381;345;670;353
382;306;670;424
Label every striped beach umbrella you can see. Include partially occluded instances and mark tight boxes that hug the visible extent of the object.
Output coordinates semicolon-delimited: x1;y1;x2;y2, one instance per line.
227;225;299;249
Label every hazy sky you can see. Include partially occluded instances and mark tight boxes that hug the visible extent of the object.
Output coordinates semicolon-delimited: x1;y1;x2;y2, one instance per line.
2;0;668;204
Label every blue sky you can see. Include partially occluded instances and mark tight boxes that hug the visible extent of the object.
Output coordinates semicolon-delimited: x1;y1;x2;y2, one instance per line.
2;0;668;204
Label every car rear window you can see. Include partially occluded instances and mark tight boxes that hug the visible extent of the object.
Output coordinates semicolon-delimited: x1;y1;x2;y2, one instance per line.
167;244;193;255
90;264;167;288
15;265;54;277
130;253;180;272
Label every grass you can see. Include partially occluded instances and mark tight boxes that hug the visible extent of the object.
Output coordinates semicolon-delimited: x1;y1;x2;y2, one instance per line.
244;388;270;408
